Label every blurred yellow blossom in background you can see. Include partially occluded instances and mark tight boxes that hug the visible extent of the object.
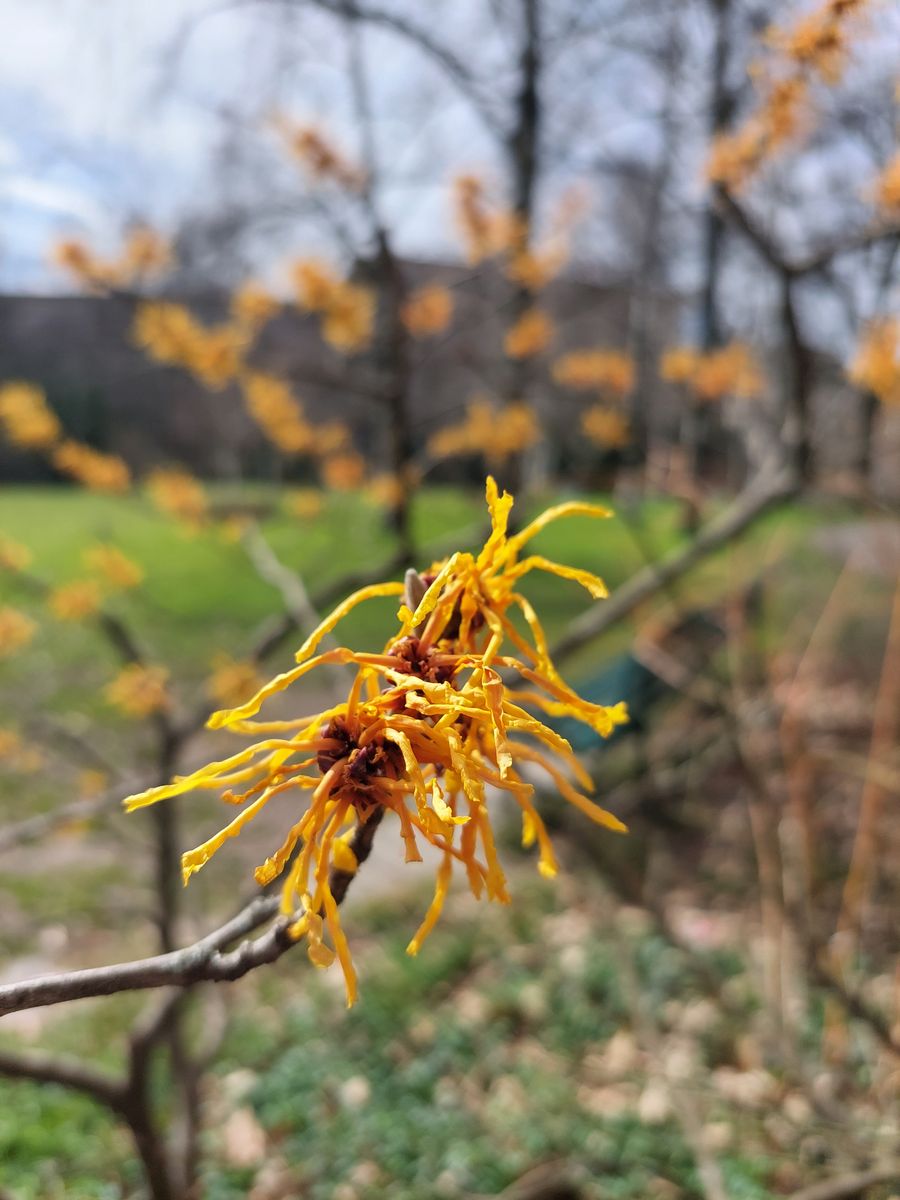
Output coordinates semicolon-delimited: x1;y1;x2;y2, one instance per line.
231;281;280;332
322;451;367;491
279;119;363;190
0;608;37;658
553;350;635;396
582;406;631;450
106;663;171;718
660;346;703;385
77;768;109;799
873;153;900;216
0;383;62;450
52;441;132;493
134;303;246;389
48;580;103;622
241;373;314;456
848;319;900;406
503;309;554;359
428;398;539;467
83;545;144;591
661;343;765;402
284;488;325;521
0;728;43;773
401;285;454;337
207;655;265;710
292;259;341;310
321;283;375;354
0;535;33;573
146;467;209;528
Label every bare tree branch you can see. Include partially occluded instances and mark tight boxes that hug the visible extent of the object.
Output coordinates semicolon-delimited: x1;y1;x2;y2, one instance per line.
551;468;798;664
0;806;384;1018
0;1046;123;1109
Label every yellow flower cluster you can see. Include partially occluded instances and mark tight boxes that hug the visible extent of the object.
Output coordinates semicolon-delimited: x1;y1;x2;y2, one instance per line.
848;319;900;406
366;472;417;510
106;663;171;718
0;383;62;450
453;176;567;290
279;120;363;190
401;285;454;337
454;175;501;265
504;309;555;359
124;478;627;1004
207;655;265;709
78;768;109;798
83;544;144;591
48;579;103;622
581;407;631;450
708;78;810;188
241;372;315;456
553;350;635;396
0;534;33;574
291;259;375;354
0;607;36;658
134;303;247;390
708;0;868;189
873;154;900;216
322;451;367;492
52;227;172;290
52;441;132;493
661;342;765;402
316;421;353;456
146;467;209;528
285;488;324;521
231;281;280;332
0;380;132;492
766;0;867;84
0;728;43;773
505;242;567;293
428;399;540;468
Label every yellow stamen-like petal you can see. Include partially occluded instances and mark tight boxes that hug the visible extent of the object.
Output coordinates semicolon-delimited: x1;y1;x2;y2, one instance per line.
508;555;608;599
506;500;613;556
407;851;453;955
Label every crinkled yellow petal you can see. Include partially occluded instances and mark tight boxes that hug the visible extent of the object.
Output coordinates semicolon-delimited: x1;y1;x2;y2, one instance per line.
322;882;358;1006
477;477;515;569
208;648;359;729
506;500;613;556
295;581;405;664
122;739;308;810
431;779;469;825
481;666;512;777
181;780;290;883
398;554;463;628
407;851;453;955
513;742;627;833
508;555;608;599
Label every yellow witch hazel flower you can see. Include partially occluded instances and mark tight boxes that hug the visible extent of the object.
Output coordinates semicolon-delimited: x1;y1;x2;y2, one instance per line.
0;607;37;658
123;479;628;1005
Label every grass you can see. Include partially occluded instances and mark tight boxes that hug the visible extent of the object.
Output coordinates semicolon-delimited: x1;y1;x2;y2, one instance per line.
0;482;851;686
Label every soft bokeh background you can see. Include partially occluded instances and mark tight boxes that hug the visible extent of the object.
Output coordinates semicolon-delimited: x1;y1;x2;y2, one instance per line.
0;1;898;1198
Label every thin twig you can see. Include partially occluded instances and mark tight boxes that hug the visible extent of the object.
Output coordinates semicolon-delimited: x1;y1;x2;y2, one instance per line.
551;470;798;664
0;808;385;1017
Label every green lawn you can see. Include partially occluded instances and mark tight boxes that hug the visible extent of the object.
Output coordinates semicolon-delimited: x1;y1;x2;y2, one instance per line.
0;482;846;691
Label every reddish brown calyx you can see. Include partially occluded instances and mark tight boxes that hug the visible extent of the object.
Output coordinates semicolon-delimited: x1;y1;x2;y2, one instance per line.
317;716;404;813
388;635;457;684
